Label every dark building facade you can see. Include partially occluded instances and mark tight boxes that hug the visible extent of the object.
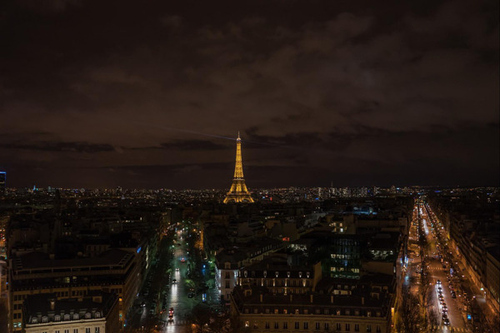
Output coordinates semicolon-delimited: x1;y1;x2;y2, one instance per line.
0;171;5;195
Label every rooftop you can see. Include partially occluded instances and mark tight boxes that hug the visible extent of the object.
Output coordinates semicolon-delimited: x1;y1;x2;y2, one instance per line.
23;291;117;326
13;248;134;271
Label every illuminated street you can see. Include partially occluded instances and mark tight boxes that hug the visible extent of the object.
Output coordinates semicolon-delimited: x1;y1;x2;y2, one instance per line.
420;211;467;332
161;229;194;333
406;199;470;332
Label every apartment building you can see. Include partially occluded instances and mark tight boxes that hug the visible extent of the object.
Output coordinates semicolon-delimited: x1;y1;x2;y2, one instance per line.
9;249;139;331
22;291;120;333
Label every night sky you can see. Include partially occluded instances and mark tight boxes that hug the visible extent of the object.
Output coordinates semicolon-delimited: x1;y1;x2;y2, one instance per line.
1;0;498;189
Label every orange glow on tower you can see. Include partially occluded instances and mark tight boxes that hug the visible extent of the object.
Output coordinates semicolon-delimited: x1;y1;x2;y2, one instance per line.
223;132;254;203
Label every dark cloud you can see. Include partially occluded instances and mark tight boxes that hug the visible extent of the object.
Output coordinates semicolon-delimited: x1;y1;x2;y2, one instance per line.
0;141;115;153
0;0;498;188
160;140;230;151
15;0;82;14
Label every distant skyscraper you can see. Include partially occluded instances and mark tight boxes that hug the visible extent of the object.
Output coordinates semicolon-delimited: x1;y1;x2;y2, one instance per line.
0;171;5;194
224;132;254;204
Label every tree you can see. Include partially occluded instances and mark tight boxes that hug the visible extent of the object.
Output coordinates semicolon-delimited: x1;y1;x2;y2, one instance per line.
428;308;440;332
207;310;232;333
399;285;421;333
190;304;212;332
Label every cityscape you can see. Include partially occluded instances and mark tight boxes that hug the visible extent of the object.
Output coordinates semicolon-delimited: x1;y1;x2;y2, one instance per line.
0;136;499;333
1;1;499;333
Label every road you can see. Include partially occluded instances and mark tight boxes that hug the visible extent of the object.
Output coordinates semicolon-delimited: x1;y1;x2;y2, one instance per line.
161;229;196;333
425;203;499;333
421;202;468;332
161;226;223;332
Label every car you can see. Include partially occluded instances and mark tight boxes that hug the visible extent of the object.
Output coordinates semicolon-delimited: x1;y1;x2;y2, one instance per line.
451;292;456;298
169;307;174;317
181;257;186;263
437;279;441;285
176;267;180;271
188;292;195;298
443;318;450;325
442;305;448;313
172;279;177;284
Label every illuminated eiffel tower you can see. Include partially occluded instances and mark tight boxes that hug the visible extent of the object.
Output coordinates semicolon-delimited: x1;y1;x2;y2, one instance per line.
223;132;254;204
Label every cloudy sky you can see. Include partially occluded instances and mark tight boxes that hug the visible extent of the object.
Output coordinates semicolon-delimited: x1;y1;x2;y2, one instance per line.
1;0;498;189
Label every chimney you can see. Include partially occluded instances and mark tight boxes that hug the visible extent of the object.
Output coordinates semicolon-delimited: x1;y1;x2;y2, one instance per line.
361;297;364;305
310;294;313;303
260;294;263;303
330;295;334;304
49;299;55;311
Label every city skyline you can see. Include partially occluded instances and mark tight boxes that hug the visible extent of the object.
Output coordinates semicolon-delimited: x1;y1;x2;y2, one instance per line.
1;0;498;189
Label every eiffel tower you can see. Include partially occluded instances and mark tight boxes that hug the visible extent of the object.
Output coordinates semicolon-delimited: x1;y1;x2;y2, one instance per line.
223;132;254;204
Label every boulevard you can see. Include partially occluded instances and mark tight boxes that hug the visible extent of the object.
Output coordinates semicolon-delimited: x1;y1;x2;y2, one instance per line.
126;222;224;333
406;199;497;333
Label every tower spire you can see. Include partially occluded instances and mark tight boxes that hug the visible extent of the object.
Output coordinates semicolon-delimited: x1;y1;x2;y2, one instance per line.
223;132;254;204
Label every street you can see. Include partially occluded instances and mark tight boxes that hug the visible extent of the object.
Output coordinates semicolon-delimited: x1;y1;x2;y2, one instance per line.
421;213;467;332
406;199;470;332
125;222;224;333
162;229;194;332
